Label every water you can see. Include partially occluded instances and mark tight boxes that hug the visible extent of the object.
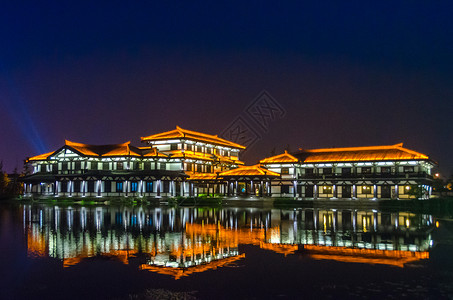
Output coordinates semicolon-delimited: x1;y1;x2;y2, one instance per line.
1;202;453;299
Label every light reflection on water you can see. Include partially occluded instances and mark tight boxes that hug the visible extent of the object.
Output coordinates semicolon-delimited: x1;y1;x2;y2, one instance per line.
24;204;434;279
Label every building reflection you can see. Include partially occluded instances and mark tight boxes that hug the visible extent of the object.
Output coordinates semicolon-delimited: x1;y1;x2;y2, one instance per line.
24;205;434;279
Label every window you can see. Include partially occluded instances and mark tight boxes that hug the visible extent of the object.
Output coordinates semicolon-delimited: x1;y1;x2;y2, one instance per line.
117;162;123;170
73;181;80;192
87;181;95;193
230;151;238;157
196;145;202;152
281;167;289;175
131;181;138;192
171;143;178;150
186;163;193;171
91;161;98;170
146;182;153;192
322;186;333;194
75;161;81;171
323;168;332;174
206;148;212;154
61;181;68;193
342;168;351;175
361;167;372;174
281;185;290;194
404;166;414;173
305;168;314;174
163;181;170;193
160;162;166;170
197;164;203;172
362;185;372;194
62;162;68;171
104;181;111;193
206;165;212;173
381;167;391;173
116;182;123;192
103;162;109;170
186;144;193;151
144;162;151;170
404;185;412;194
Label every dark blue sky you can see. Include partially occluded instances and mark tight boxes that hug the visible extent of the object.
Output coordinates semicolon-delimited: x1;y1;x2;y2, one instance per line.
1;1;452;174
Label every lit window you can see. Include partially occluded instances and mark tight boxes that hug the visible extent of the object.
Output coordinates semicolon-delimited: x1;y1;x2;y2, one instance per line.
281;167;289;175
404;185;412;194
131;182;138;192
146;182;153;192
322;186;333;194
362;186;372;194
404;166;415;173
116;182;123;192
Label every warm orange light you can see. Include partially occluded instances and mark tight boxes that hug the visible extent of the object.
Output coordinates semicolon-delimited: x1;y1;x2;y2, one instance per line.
141;126;246;149
436;221;440;228
259;150;298;164
219;165;280;177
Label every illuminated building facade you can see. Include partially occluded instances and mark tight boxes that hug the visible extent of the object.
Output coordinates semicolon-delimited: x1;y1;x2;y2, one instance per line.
23;126;245;198
23;127;436;200
260;144;436;199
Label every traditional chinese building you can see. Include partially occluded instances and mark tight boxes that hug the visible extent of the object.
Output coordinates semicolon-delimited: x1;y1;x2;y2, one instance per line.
22;127;436;200
260;143;436;199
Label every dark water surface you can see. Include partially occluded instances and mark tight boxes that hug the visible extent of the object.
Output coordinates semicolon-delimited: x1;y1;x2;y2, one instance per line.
1;202;453;299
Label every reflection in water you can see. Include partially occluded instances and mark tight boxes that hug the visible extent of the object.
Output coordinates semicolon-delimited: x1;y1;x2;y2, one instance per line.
24;205;434;279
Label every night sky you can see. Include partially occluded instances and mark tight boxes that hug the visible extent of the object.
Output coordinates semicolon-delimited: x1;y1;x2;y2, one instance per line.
1;2;452;175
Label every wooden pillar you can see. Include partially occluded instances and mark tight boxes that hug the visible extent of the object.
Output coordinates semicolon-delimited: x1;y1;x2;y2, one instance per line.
293;180;297;197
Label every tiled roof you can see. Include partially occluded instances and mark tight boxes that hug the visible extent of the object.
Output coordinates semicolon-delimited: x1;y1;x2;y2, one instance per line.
27;151;55;161
259;150;298;164
219;165;280;177
188;173;218;180
64;140;142;157
297;143;430;163
260;143;431;164
141;126;246;149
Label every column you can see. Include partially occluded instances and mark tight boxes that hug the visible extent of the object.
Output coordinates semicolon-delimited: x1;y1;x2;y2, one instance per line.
235;181;238;196
314;184;318;199
373;184;377;199
54;181;59;196
69;180;73;197
156;180;161;197
394;184;399;199
171;180;175;197
180;181;182;197
293;180;297;197
352;184;357;199
82;180;86;197
332;184;337;198
260;180;264;197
